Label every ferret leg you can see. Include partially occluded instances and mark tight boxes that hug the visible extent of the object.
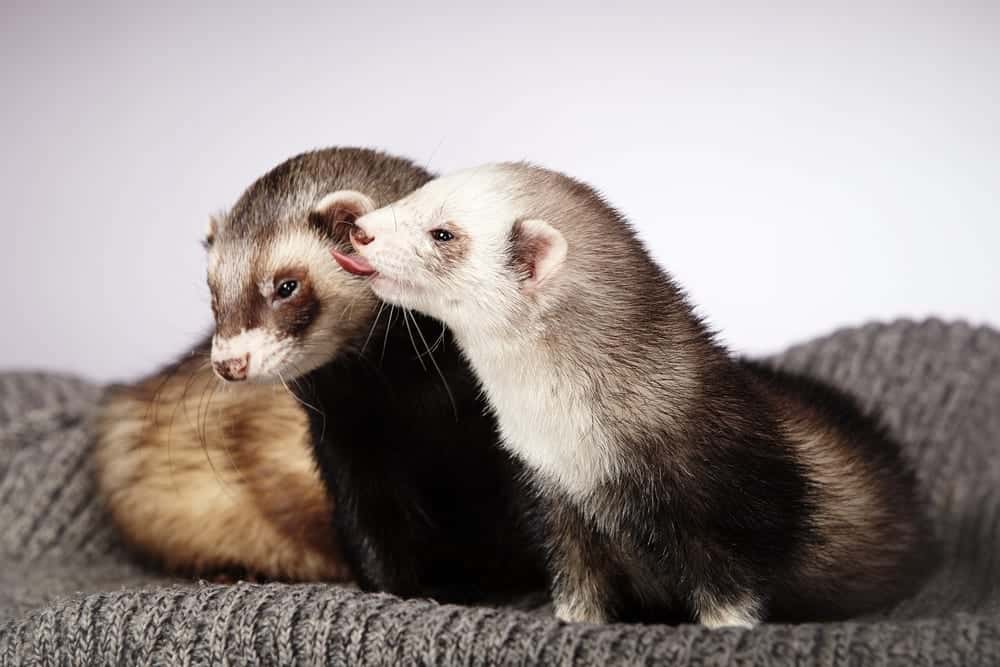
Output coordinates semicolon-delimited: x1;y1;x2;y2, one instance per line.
552;571;613;624
695;590;764;629
547;501;620;624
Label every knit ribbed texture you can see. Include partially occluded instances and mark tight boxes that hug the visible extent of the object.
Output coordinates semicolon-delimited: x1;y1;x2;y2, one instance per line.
1;319;998;665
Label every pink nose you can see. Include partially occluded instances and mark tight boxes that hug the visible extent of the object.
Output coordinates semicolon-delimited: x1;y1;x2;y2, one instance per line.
214;354;250;382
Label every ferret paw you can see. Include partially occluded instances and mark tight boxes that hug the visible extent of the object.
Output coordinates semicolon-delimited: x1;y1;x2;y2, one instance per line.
554;596;610;624
697;595;762;629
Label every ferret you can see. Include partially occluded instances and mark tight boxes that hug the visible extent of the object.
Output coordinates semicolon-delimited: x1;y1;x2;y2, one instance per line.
326;162;934;626
97;148;547;601
96;343;350;581
94;146;429;582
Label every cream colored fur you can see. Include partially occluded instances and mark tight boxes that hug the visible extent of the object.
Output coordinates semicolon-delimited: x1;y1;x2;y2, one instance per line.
95;355;349;581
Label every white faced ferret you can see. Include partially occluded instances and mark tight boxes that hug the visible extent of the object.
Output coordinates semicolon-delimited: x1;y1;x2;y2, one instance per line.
326;163;935;626
98;148;547;601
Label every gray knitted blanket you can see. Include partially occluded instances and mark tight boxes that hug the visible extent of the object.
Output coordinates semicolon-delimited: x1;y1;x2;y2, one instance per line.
1;319;998;665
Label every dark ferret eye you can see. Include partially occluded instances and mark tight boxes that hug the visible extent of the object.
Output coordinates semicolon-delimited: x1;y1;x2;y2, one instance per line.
276;280;298;299
430;229;454;242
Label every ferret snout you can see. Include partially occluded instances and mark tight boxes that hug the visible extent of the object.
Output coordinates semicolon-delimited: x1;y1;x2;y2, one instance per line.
213;354;250;382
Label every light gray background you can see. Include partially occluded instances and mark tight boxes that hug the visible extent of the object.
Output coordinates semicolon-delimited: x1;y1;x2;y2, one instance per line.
2;2;997;383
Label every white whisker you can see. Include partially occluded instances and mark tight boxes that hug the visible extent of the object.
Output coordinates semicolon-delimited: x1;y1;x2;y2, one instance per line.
408;309;458;420
402;308;428;372
416;322;448;359
361;301;388;355
381;304;397;363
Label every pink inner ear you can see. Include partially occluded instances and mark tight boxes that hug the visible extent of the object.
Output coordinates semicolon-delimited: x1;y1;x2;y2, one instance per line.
313;191;376;230
522;237;550;281
514;218;567;289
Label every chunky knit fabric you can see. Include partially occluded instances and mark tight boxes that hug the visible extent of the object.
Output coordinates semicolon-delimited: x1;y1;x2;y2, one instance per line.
1;320;998;665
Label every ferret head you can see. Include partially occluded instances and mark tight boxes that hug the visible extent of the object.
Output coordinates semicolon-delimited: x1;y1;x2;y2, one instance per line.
205;196;373;383
327;164;568;335
205;148;431;383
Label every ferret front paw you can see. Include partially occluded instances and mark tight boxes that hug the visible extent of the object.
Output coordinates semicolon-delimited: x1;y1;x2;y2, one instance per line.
696;593;764;628
554;595;610;624
697;594;762;629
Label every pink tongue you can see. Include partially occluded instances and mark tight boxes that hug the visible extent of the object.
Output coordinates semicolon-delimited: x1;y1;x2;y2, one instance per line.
331;249;376;276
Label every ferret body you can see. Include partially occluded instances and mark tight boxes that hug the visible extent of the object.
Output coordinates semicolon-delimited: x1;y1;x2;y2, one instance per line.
328;163;933;626
96;342;349;581
97;148;547;600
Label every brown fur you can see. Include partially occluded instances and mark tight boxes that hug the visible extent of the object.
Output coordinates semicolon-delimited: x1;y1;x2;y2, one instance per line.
94;346;350;581
507;165;932;622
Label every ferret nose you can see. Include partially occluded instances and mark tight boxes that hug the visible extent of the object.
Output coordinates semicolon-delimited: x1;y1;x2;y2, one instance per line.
214;354;250;382
350;225;374;246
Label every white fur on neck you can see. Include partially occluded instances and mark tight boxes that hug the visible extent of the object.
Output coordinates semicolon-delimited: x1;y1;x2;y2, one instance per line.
352;165;623;498
457;330;620;499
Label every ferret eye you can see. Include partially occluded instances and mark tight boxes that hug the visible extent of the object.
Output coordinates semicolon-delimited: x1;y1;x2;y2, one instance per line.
430;229;454;242
276;280;298;299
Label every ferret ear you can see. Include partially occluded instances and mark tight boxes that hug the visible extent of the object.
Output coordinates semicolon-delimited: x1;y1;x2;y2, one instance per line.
510;218;567;291
203;214;222;250
310;190;377;242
